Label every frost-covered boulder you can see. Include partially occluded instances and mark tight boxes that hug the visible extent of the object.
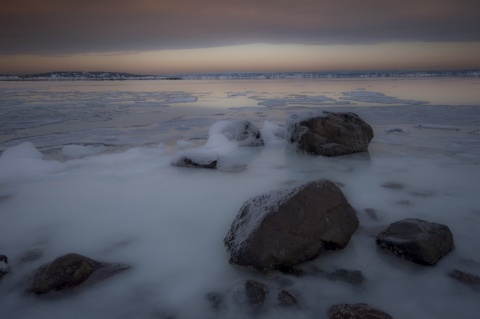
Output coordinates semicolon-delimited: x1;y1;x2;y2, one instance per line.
286;112;373;156
224;180;358;270
376;218;454;265
207;120;264;147
29;253;130;294
171;149;218;169
329;303;393;319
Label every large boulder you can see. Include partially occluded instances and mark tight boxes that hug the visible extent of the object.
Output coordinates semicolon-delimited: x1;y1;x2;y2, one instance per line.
286;112;373;156
329;303;393;319
376;218;454;265
224;180;359;270
29;253;130;294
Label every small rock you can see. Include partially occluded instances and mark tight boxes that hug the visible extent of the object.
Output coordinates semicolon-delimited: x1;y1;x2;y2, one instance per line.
206;292;224;309
329;303;393;319
18;248;43;264
376;218;454;265
29;253;130;294
171;149;218;169
278;289;297;307
0;255;10;280
381;182;405;190
364;208;378;220
245;280;269;310
449;269;480;290
322;268;365;285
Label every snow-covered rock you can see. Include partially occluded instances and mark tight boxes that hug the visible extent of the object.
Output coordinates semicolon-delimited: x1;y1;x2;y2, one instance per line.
207;120;263;148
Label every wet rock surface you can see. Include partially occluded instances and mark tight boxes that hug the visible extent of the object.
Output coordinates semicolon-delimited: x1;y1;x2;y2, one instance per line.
224;180;359;269
29;253;130;294
286;111;374;156
376;218;454;265
329;303;393;319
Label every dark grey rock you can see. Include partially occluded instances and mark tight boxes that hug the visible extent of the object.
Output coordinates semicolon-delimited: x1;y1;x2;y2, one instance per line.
329;303;393;319
206;292;224;309
224;180;358;269
449;269;480;290
321;268;365;285
278;289;297;307
29;253;130;294
171;150;218;169
245;280;269;310
381;182;405;190
18;248;43;264
376;218;454;265
0;255;10;281
286;112;373;156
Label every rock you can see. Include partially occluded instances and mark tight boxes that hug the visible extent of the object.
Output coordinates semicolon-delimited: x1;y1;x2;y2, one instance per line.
18;248;43;264
0;255;10;280
244;280;269;310
376;218;454;265
29;253;130;294
321;268;365;285
206;292;224;309
329;303;393;319
278;289;297;307
208;120;264;147
171;149;218;169
286;112;373;156
224;180;359;269
449;269;480;290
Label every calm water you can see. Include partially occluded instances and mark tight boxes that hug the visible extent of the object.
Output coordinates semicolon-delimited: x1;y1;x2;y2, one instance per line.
0;78;479;319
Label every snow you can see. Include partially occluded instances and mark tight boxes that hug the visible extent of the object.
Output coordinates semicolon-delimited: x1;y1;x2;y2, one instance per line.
0;78;479;319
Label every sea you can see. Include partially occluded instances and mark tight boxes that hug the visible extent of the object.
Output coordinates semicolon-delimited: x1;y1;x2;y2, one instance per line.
0;76;479;318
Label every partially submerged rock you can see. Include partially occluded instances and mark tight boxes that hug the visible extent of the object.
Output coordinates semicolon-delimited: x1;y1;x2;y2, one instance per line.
0;255;10;281
29;253;130;294
278;289;298;307
224;180;359;269
449;269;480;291
376;218;454;265
171;149;218;169
329;303;393;319
244;280;269;310
208;120;264;147
286;112;373;156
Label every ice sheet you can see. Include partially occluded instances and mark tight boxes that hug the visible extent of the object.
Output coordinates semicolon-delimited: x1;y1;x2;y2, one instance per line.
0;79;479;319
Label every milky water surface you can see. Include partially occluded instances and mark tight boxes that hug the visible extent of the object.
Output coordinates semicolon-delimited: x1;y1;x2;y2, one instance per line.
0;78;479;319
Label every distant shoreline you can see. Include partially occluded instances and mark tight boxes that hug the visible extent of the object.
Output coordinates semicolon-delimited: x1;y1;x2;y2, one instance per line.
1;70;479;81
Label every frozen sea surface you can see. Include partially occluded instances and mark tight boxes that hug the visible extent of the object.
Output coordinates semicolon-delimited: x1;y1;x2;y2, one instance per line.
0;79;480;319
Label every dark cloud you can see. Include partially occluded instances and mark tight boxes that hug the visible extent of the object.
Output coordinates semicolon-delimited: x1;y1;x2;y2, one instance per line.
1;0;479;55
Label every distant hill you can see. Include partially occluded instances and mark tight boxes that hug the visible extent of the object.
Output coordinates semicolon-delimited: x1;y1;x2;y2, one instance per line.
1;70;479;81
0;71;181;81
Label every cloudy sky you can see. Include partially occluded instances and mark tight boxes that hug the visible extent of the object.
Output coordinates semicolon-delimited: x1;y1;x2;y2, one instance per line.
1;0;480;74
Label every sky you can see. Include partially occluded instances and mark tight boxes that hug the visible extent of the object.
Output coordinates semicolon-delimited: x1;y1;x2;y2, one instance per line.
1;0;480;74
